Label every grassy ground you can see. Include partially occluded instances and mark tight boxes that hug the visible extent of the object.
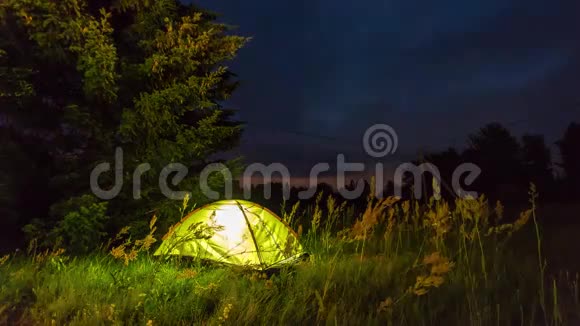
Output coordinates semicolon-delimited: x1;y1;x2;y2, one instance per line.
1;188;579;325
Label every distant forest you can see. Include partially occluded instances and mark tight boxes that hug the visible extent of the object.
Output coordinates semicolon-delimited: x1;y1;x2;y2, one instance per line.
242;121;580;208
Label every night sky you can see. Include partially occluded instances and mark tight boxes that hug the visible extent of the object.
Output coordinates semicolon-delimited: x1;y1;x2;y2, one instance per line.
191;0;580;185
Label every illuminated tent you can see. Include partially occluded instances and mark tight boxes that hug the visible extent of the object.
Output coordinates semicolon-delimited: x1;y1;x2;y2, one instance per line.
154;200;305;269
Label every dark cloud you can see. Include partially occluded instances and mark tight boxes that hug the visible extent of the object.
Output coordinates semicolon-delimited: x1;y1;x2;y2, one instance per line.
191;0;580;181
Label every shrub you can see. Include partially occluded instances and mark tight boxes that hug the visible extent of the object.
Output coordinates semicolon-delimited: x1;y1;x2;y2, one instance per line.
23;195;109;254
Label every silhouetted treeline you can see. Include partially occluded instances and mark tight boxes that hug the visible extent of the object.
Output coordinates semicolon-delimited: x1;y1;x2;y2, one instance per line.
238;122;580;222
418;122;580;203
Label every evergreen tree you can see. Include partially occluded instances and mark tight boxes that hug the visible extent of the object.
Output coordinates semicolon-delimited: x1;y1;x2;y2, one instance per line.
463;123;525;199
0;0;249;249
556;122;580;198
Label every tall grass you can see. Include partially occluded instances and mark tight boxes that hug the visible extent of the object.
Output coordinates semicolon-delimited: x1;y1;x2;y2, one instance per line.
0;186;579;325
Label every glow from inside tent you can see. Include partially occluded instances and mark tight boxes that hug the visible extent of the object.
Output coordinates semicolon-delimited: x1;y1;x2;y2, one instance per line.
213;206;249;248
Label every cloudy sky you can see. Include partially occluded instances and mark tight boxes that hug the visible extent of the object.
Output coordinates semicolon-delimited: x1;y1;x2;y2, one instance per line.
189;0;580;183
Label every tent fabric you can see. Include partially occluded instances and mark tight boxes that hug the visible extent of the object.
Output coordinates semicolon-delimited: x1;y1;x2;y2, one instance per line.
154;200;305;269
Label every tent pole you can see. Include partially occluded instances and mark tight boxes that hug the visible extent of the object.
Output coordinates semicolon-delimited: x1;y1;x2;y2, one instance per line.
236;200;266;269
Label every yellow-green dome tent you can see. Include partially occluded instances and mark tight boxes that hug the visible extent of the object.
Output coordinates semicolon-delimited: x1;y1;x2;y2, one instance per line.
154;200;305;269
